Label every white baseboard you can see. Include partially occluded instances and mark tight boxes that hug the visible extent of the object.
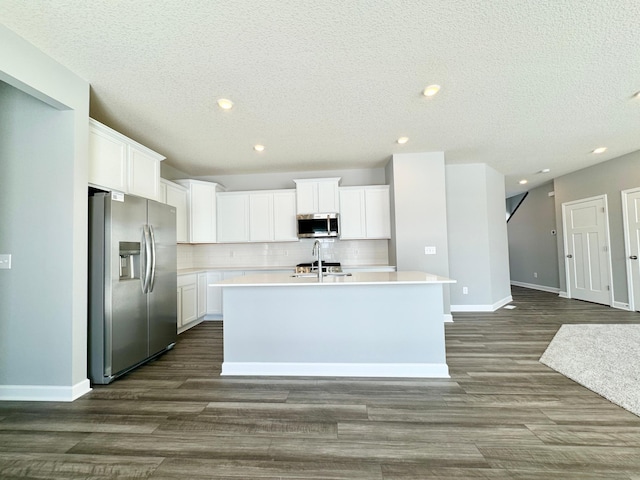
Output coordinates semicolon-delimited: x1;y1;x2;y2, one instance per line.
0;379;91;402
559;291;569;298
443;314;453;323
510;281;560;294
221;362;450;378
450;295;513;312
613;301;631;311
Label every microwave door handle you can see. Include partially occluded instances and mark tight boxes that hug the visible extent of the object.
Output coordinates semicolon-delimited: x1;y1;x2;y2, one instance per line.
148;225;157;293
327;215;331;234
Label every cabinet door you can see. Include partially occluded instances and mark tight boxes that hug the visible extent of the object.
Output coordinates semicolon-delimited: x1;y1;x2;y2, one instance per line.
197;273;207;318
273;191;298;241
180;283;197;325
295;182;317;214
206;272;224;315
364;186;391;239
217;193;249;242
165;183;188;243
249;193;273;242
190;182;217;243
339;188;366;239
88;126;127;192
317;180;339;213
128;145;161;201
177;289;182;328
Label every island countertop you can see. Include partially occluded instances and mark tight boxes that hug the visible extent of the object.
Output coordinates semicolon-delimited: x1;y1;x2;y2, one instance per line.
215;270;455;287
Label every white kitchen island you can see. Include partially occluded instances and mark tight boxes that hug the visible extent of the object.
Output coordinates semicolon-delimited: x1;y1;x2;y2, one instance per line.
217;271;455;378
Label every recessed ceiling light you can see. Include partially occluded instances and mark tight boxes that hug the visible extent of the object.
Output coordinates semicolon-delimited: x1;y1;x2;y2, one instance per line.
253;144;265;152
540;168;551;173
217;98;234;110
422;85;441;97
397;136;409;144
519;179;528;185
592;147;607;154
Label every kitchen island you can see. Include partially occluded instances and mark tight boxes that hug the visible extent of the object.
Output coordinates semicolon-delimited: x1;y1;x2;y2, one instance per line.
217;271;455;378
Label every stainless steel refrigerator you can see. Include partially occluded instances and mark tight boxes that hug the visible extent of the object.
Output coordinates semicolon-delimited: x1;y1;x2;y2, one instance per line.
88;191;177;384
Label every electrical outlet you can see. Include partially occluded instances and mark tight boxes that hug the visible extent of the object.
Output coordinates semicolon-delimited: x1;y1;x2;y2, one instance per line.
462;286;468;294
424;246;436;255
533;272;538;278
0;254;11;269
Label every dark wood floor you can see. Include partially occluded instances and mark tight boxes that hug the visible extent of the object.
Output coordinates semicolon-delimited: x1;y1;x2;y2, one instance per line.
2;287;640;479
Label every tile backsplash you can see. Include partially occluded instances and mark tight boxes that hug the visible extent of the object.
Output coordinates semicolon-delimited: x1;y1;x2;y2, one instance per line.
177;239;389;270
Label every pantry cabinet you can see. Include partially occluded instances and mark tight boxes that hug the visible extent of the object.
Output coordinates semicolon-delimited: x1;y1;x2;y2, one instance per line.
339;185;391;240
89;119;163;201
175;179;224;243
293;178;340;214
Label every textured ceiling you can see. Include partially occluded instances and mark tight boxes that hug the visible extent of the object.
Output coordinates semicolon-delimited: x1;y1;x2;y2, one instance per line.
2;1;640;195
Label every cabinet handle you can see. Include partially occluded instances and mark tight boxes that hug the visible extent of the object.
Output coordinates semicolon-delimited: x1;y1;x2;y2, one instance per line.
630;256;638;260
566;254;573;258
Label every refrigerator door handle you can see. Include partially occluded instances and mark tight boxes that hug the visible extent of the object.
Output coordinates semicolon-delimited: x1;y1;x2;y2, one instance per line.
141;225;152;293
148;225;157;293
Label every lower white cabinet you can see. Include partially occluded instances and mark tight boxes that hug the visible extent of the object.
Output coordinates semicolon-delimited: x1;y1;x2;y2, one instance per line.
206;271;245;317
178;273;205;332
197;273;207;318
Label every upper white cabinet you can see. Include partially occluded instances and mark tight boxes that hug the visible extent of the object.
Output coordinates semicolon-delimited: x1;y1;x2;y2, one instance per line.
175;179;223;243
89;119;164;201
217;192;249;243
160;179;188;243
217;189;298;243
293;178;340;214
272;190;298;241
339;185;391;240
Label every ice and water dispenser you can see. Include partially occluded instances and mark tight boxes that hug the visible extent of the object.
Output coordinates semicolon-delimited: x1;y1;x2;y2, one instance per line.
119;241;141;280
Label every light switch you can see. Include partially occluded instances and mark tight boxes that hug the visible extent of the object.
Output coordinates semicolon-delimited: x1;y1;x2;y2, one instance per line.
0;254;11;269
424;246;436;255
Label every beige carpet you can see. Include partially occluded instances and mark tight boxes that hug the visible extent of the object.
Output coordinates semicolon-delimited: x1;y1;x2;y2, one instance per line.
540;324;640;417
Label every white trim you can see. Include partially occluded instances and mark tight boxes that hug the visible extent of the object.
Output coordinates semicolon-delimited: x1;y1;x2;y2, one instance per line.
450;295;513;312
558;291;569;298
613;301;631;311
561;194;614;307
0;379;91;402
621;187;640;312
221;362;450;378
510;281;560;294
443;314;453;323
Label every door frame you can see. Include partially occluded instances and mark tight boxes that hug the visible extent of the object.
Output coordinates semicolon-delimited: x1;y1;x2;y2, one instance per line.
621;187;640;311
561;194;614;306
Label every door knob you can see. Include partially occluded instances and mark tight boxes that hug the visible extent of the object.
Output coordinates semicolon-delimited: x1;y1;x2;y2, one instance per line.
630;256;638;260
566;254;573;258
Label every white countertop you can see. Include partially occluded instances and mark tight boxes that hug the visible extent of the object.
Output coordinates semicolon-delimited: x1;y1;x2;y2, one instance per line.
178;265;396;276
214;271;455;287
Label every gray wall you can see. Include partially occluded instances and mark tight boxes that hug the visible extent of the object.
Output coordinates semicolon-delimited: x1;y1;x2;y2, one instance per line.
507;182;560;290
554;150;640;303
0;25;89;392
192;167;387;191
446;164;512;308
387;153;450;276
386;152;451;312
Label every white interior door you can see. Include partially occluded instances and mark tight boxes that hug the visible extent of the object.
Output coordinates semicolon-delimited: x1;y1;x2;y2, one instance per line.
622;188;640;311
562;195;612;305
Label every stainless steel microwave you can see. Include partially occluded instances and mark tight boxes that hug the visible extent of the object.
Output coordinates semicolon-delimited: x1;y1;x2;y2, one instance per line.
296;213;340;238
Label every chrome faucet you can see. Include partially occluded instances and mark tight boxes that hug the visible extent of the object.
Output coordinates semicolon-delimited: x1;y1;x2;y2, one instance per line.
312;239;323;282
